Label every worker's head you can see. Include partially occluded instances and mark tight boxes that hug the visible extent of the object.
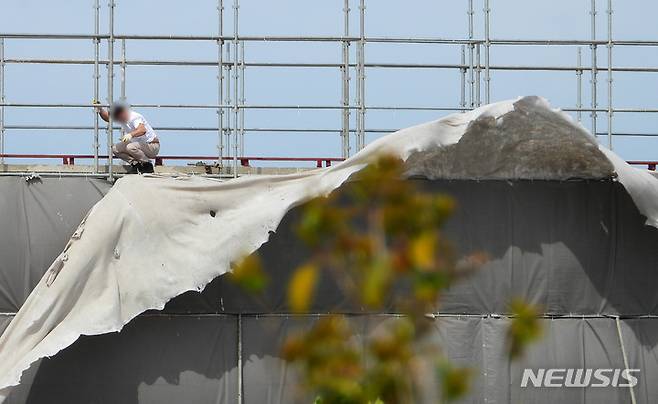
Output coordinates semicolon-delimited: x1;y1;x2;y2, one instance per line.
111;101;131;123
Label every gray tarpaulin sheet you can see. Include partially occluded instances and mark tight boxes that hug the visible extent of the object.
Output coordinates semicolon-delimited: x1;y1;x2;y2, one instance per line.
0;177;110;312
3;315;644;404
7;177;658;315
1;177;658;402
4;314;655;404
241;316;651;404
168;179;658;316
6;177;658;317
0;316;11;341
4;315;237;404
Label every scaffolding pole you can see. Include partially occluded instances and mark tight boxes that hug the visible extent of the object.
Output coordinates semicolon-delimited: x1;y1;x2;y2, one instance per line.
341;0;350;158
120;39;126;100
217;0;224;167
577;48;583;123
240;41;245;157
476;43;481;107
607;0;614;149
93;0;100;173
0;38;4;166
460;46;466;112
354;0;360;150
225;45;232;167
8;57;658;73
590;0;598;139
233;0;239;178
7;32;658;46
107;0;115;181
484;0;491;103
237;314;243;404
357;0;366;150
467;0;475;109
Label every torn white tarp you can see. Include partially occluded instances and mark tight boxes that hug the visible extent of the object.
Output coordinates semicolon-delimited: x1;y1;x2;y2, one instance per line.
1;96;658;400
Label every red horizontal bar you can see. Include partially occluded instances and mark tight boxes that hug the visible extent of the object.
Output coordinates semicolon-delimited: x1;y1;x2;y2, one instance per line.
628;161;658;171
3;154;656;171
0;153;345;165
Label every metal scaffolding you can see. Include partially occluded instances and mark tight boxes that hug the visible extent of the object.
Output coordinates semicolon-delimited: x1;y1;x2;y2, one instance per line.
0;0;654;179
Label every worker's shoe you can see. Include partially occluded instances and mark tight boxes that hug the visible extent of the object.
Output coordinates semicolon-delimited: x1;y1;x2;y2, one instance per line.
138;162;155;174
125;163;140;174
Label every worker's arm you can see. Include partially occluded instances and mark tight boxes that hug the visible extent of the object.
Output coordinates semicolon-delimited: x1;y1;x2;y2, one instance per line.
93;100;110;122
130;123;147;138
121;123;147;142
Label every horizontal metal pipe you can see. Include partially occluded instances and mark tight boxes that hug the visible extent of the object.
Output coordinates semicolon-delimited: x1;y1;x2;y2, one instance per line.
7;58;658;74
0;102;467;111
0;103;640;113
6;125;658;138
0;103;110;108
4;125;348;132
0;153;344;162
5;32;658;47
0;309;657;319
5;125;374;133
0;171;231;179
0;172;113;178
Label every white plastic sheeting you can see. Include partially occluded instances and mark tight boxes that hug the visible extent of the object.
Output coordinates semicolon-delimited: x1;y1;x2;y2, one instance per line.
2;96;658;399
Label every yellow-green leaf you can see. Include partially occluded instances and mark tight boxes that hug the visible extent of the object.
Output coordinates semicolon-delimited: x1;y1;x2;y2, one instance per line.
507;299;543;359
288;264;319;312
229;254;268;294
410;232;436;270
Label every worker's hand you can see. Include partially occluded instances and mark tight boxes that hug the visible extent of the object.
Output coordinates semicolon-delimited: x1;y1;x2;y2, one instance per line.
121;133;133;143
91;99;102;113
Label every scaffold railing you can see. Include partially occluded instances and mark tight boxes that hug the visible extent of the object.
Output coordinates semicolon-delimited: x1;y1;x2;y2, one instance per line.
0;0;655;180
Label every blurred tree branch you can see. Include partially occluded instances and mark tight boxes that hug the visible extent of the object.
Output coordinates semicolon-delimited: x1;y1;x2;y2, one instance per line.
230;155;542;403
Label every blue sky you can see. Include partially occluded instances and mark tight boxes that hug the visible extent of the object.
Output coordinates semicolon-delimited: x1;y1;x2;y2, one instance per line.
2;0;658;166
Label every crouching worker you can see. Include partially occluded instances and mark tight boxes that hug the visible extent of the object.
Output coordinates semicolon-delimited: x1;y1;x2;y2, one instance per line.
93;100;160;174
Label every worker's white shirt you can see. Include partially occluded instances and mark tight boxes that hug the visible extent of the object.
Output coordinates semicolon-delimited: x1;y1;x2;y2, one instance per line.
121;111;157;143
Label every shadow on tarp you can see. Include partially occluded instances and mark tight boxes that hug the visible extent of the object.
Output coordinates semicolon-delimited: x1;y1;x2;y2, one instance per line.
6;315;237;404
166;179;658;320
10;315;653;404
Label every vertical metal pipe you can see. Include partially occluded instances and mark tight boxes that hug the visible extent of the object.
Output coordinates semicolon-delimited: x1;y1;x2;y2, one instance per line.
233;0;239;178
119;39;126;143
237;314;243;404
341;0;350;158
475;43;481;107
354;13;360;150
614;316;638;404
607;0;613;149
93;0;100;173
577;47;583;123
484;0;491;104
225;45;232;168
120;39;126;101
590;0;598;139
358;0;365;150
217;0;224;167
467;0;474;109
239;44;245;157
107;0;115;180
460;45;466;112
0;38;4;166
